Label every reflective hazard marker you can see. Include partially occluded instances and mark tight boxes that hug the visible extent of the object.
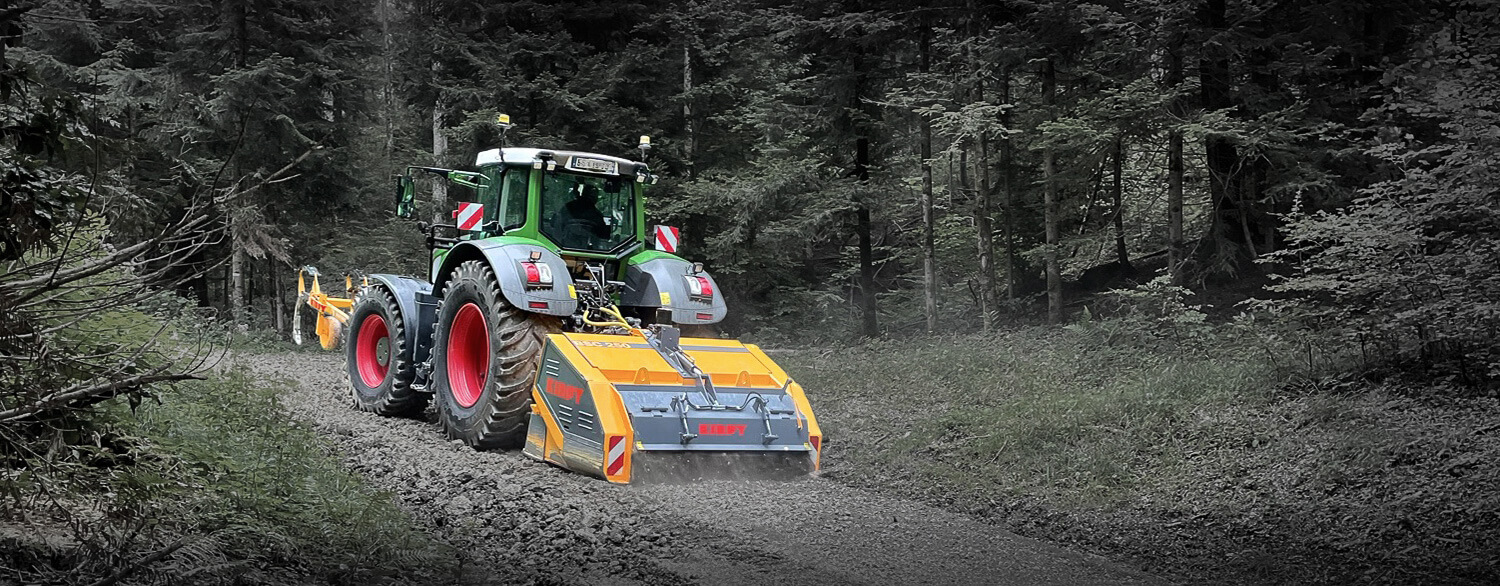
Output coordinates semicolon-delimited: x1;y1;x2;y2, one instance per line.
455;202;483;231
654;225;679;252
605;435;626;476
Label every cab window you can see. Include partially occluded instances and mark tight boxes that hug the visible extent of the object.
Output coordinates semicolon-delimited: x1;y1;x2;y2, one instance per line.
500;167;529;232
538;171;635;252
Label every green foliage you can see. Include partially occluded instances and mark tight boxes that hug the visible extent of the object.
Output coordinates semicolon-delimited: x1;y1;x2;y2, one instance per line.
1083;275;1211;349
0;367;450;584
1272;3;1500;383
0;47;89;260
122;368;450;582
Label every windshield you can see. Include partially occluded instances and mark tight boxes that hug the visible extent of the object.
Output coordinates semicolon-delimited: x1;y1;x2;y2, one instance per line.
539;171;636;253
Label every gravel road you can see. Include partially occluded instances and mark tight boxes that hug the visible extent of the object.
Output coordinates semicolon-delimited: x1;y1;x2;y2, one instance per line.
246;352;1165;586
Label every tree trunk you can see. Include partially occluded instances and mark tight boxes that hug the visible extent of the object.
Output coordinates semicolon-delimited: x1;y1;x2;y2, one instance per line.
1200;0;1244;262
999;67;1017;301
271;265;285;335
230;0;248;69
380;0;395;171
230;246;245;326
1041;59;1062;324
683;44;696;181
965;4;996;331
431;62;448;223
919;27;936;334
1112;137;1130;270
1167;37;1186;286
975;133;995;331
855;136;879;338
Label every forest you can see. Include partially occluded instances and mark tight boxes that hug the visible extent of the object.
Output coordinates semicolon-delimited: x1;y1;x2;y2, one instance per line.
3;0;1499;584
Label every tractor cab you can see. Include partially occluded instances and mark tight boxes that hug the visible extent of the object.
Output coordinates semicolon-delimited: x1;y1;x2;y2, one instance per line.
470;147;646;257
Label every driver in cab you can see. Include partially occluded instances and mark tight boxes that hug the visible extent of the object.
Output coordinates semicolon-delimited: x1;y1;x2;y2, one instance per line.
555;184;611;244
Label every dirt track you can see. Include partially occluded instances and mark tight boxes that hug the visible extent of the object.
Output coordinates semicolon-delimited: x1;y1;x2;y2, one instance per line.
247;352;1165;586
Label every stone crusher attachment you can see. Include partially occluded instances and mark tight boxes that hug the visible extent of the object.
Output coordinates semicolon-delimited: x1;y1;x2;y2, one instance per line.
523;325;821;483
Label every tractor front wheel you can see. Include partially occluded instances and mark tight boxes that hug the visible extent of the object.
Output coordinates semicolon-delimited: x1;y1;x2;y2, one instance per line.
346;286;425;416
431;260;558;449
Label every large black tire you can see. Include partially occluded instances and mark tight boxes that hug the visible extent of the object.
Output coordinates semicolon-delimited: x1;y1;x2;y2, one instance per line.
430;260;558;449
346;285;426;416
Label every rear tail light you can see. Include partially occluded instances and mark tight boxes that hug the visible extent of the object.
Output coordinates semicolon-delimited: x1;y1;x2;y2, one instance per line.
810;435;822;454
684;275;713;299
522;261;553;289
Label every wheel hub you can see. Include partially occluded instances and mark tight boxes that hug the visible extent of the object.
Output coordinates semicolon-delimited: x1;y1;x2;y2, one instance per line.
355;313;391;387
447;302;490;408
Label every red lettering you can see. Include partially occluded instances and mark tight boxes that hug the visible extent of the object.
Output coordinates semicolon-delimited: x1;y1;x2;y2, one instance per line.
545;378;585;403
697;423;747;436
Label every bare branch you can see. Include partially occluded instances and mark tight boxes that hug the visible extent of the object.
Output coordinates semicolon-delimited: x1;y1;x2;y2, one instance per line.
0;372;205;423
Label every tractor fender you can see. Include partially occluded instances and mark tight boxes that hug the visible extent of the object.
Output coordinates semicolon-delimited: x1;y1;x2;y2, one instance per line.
620;256;727;324
366;274;439;370
431;240;578;317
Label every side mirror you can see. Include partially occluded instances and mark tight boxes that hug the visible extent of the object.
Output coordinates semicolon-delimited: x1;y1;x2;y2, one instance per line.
395;174;415;218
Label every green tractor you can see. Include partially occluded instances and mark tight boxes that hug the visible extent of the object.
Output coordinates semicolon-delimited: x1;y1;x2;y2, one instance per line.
344;129;763;459
345;130;824;484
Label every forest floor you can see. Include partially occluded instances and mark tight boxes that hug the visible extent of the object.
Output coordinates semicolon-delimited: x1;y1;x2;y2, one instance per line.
781;333;1500;586
236;334;1500;586
9;330;1493;585
243;351;1163;585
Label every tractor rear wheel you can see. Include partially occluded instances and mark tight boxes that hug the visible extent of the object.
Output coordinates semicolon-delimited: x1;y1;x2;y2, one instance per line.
346;286;426;416
431;260;559;449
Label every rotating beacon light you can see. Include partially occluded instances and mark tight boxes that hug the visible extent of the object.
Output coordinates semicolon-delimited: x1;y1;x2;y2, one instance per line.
496;113;513;147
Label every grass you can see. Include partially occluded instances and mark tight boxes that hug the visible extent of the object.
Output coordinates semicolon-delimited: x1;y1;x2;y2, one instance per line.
1;365;454;585
120;367;452;583
779;319;1500;585
786;322;1276;506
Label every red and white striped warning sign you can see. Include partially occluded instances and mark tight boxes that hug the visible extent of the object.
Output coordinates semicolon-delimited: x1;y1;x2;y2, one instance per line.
455;202;483;231
605;435;626;476
654;225;679;252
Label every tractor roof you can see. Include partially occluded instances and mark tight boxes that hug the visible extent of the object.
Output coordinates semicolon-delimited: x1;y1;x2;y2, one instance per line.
475;148;640;175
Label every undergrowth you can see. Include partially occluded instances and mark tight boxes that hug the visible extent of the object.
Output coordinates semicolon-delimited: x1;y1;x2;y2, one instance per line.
0;367;452;585
783;296;1500;585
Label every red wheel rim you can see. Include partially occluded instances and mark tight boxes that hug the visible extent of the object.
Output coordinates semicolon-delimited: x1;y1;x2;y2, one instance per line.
447;302;490;408
355;313;390;387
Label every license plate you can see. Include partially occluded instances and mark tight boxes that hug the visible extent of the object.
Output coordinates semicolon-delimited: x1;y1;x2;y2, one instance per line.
567;157;618;175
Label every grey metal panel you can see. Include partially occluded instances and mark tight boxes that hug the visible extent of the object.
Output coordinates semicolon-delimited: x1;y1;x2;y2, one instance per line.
540;341;748;353
620;257;727;324
636;443;813;452
615;386;809;450
366;274;434;371
613;384;787;396
562;435;605;477
460;241;579;316
522;412;547;461
681;345;751;353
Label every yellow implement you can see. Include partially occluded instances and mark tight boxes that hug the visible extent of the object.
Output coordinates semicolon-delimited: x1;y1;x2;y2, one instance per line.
520;307;822;483
293;267;366;350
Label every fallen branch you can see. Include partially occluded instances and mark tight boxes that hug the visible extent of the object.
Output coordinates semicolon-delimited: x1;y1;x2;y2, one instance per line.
85;535;192;586
0;373;204;423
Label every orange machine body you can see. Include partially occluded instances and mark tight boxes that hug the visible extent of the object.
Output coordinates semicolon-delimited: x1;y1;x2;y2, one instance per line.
523;332;821;483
